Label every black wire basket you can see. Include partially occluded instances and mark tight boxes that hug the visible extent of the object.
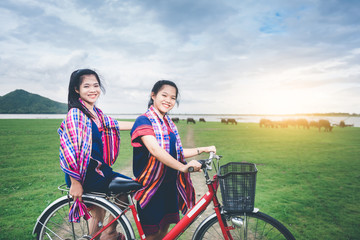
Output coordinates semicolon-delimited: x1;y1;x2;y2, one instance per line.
218;162;258;212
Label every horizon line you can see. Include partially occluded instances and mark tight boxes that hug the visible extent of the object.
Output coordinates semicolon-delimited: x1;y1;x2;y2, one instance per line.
105;112;360;116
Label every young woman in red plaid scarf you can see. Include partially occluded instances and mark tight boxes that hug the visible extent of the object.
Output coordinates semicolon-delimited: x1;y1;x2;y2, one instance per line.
59;69;133;240
131;80;216;240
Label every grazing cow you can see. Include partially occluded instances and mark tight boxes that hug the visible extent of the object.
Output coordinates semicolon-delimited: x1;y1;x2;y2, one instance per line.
338;120;353;127
259;118;266;128
259;118;273;128
318;119;333;132
199;118;206;123
221;118;228;124
296;118;309;129
187;118;196;124
171;117;179;123
227;118;237;125
339;121;345;128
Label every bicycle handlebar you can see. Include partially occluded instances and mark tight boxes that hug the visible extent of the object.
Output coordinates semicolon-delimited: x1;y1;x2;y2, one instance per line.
187;162;200;173
188;152;220;173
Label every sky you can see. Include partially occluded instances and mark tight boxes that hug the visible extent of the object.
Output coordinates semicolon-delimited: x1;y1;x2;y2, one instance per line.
1;0;360;115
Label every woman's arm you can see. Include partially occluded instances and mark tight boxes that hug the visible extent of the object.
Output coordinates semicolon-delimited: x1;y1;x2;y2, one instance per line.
118;121;134;130
183;146;216;158
141;135;202;173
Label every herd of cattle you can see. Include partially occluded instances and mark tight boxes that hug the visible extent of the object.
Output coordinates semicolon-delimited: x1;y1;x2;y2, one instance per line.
171;117;238;125
170;117;353;131
221;118;237;125
171;117;206;124
258;118;352;132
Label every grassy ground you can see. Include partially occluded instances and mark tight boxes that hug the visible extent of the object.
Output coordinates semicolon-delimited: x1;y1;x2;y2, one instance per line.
0;119;132;240
0;119;359;239
186;121;360;240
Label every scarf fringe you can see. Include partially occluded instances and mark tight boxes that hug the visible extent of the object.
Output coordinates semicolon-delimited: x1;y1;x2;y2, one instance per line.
68;199;92;223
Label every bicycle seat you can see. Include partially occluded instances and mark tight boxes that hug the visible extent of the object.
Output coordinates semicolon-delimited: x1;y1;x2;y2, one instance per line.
108;177;142;194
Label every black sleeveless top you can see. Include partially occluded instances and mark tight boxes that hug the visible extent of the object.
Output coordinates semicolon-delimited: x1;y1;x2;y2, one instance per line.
82;121;113;192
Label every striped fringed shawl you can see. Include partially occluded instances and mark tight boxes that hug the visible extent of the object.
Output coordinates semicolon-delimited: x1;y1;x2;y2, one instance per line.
134;105;195;215
58;99;120;222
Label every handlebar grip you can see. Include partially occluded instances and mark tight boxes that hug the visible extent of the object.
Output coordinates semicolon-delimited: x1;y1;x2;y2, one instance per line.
188;160;206;173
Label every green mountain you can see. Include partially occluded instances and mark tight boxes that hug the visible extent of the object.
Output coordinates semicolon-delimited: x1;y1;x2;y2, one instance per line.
0;89;67;114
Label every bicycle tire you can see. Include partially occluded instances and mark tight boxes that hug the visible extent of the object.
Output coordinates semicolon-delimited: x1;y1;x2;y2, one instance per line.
34;195;133;240
192;211;295;240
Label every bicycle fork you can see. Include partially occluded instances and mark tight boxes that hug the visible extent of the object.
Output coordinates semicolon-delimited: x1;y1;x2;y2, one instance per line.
212;196;234;240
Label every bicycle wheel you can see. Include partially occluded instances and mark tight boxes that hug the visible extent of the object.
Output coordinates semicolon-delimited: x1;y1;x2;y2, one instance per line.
34;195;134;240
192;211;295;240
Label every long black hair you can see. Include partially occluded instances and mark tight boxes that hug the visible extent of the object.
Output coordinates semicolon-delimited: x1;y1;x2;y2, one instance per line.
68;69;105;118
148;80;180;108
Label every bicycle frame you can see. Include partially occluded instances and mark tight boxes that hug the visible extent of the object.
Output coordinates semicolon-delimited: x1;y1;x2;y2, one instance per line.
105;175;231;240
87;176;231;240
163;174;232;240
89;154;235;240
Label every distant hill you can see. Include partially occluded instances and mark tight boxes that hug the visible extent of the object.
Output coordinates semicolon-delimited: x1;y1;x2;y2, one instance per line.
0;89;67;114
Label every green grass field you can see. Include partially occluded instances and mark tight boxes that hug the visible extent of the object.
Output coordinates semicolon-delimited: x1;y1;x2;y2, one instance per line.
0;119;359;239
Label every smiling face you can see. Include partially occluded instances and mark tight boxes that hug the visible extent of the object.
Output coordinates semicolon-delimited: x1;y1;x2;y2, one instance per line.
151;84;177;117
75;74;101;109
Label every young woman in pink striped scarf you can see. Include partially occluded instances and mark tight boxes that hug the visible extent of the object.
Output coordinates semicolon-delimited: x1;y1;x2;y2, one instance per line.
131;80;216;240
58;69;133;240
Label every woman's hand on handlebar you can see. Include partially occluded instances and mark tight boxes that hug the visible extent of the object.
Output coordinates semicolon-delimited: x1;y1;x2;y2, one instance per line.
201;146;216;154
184;160;202;173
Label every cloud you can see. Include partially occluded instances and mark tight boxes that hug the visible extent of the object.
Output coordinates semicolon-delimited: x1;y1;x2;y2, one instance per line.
0;0;360;114
136;0;237;37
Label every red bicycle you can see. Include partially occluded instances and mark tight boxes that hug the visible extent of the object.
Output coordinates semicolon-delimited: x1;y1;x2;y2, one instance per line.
33;153;295;239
